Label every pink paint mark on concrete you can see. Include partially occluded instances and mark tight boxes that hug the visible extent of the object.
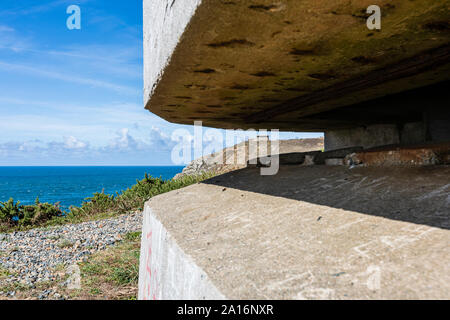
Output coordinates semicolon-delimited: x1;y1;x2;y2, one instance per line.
142;229;161;300
152;270;159;300
143;230;153;300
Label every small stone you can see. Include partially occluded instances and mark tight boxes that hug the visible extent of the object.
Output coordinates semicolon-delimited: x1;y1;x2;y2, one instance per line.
0;212;142;290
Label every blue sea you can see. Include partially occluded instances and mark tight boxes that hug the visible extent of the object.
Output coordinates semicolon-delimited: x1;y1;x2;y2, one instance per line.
0;166;184;210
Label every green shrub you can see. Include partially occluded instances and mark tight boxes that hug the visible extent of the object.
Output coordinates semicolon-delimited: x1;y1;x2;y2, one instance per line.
1;171;215;232
0;198;21;226
68;190;116;218
0;197;62;229
68;172;214;219
20;198;63;227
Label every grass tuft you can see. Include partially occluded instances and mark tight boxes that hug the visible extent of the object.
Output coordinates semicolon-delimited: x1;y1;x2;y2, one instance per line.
73;232;142;300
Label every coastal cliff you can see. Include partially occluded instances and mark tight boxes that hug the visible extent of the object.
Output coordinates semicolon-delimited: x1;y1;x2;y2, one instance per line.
174;138;324;179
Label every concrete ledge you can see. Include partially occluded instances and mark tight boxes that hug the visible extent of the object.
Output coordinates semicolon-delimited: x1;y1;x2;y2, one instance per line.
138;204;225;300
139;166;450;300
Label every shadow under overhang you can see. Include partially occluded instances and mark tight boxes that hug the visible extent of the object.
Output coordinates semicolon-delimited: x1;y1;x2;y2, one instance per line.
202;165;450;230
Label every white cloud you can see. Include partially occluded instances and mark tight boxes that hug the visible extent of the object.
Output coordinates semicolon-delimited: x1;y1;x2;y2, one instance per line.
9;44;143;79
148;126;177;151
0;24;30;52
18;139;46;152
108;128;139;151
104;127;178;153
0;129;162;164
63;136;88;149
0;25;14;32
0;61;139;94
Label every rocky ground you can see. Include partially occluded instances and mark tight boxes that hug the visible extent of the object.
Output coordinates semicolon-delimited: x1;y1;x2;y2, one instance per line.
0;212;142;299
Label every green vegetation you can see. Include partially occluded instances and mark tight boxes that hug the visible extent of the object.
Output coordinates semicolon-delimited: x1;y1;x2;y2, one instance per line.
0;172;214;233
0;198;21;225
124;232;141;242
0;266;11;278
0;267;29;295
57;239;74;249
0;197;63;230
65;172;213;222
70;232;142;300
0;172;214;299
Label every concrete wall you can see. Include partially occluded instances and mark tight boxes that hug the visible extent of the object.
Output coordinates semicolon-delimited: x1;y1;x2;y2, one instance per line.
143;0;202;105
427;107;450;143
325;117;449;151
138;166;450;300
401;122;427;145
138;202;226;300
325;124;401;151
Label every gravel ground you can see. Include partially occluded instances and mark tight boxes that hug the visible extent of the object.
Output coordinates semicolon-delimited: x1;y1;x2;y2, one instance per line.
0;212;142;292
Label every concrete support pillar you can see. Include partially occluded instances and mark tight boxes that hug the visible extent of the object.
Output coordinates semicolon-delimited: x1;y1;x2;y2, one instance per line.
426;107;450;143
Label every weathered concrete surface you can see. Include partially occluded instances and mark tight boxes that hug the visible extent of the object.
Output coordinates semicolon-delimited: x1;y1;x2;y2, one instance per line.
144;0;450;131
138;208;225;300
325;104;450;151
139;166;450;299
143;0;202;101
325;124;401;151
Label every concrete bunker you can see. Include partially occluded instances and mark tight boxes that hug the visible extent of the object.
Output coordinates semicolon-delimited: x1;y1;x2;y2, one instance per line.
143;0;449;150
139;0;450;299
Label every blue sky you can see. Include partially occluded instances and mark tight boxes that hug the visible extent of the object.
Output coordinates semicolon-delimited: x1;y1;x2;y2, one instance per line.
0;0;322;166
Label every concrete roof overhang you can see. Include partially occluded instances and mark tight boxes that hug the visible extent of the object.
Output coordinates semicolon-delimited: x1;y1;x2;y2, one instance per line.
144;0;450;131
